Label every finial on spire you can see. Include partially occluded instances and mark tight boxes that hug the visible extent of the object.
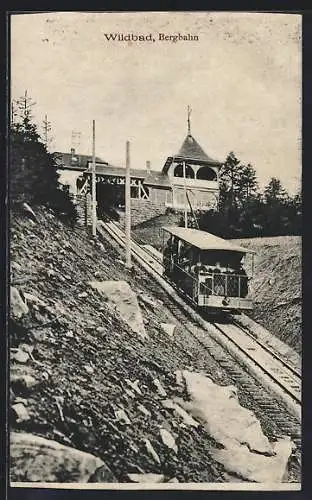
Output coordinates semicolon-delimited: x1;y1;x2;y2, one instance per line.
187;105;192;135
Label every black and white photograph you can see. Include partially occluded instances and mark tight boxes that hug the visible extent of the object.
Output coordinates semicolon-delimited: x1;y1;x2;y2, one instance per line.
9;11;302;490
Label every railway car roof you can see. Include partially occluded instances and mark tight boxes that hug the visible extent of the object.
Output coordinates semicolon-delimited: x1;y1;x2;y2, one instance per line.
163;227;255;253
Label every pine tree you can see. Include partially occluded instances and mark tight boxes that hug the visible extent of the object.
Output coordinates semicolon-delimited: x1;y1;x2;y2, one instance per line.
264;177;288;204
10;91;77;223
237;163;258;203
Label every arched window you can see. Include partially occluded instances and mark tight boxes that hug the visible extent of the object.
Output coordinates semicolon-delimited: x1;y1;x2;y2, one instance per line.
173;164;195;179
196;166;217;181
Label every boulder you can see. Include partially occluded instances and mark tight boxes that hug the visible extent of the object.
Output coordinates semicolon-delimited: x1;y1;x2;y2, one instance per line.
11;287;29;319
213;438;293;483
89;281;148;340
10;432;115;483
180;370;273;455
177;370;294;483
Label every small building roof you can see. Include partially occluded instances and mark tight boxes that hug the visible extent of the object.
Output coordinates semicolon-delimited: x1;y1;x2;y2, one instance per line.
85;162;146;179
55;152;105;169
85;163;171;188
163;227;255;253
55;151;170;189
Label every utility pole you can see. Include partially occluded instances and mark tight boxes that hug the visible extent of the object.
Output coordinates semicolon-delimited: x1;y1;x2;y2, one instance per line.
91;120;97;237
183;160;187;228
183;105;192;228
125;140;131;268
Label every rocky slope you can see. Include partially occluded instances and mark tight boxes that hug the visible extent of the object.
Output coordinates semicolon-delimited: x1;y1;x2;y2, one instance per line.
10;207;299;484
233;236;301;354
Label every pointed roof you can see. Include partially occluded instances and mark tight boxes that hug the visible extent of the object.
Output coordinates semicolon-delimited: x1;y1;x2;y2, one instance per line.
177;134;217;163
162;133;221;173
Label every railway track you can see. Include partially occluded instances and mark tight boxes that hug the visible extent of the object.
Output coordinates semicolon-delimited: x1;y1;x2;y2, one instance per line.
97;220;301;431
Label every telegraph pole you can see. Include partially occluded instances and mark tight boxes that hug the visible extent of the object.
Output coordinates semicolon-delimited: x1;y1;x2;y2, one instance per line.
184;105;192;228
125;140;131;268
91;120;97;237
183;160;187;228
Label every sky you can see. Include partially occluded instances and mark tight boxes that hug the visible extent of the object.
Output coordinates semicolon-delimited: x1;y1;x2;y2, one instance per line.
11;12;301;194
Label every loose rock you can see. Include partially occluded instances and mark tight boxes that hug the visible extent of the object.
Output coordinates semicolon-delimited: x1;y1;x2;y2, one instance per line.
162;399;200;428
22;202;37;220
84;365;94;375
125;379;142;395
159;428;178;453
11;287;29;319
137;404;151;418
12;349;29;364
115;409;131;425
160;323;176;338
12;403;30;423
11;374;38;392
11;262;22;272
144;438;161;464
89;281;148;340
153;378;167;397
24;292;47;308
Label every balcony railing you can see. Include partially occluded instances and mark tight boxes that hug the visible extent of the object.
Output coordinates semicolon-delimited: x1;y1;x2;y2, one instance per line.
171;177;219;190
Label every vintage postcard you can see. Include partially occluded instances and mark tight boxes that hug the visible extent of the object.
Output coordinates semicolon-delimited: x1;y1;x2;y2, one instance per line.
9;11;301;490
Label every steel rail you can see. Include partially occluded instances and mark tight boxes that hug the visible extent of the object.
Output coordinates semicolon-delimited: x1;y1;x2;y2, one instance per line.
97;220;301;418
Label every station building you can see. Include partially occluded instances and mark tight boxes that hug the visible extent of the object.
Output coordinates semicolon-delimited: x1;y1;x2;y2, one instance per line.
55;127;222;225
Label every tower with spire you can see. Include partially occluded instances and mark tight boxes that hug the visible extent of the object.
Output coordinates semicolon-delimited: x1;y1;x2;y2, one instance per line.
161;107;222;211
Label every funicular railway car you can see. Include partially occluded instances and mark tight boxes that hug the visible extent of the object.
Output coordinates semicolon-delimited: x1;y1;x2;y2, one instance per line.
162;227;255;312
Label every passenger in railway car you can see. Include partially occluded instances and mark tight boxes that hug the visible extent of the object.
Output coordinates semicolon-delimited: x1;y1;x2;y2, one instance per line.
214;261;222;273
194;261;207;274
239;263;248;298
